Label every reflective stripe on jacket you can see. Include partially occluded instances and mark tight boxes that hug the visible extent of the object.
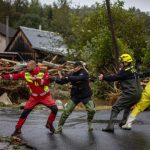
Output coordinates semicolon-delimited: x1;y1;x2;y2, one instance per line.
25;71;49;97
2;67;50;97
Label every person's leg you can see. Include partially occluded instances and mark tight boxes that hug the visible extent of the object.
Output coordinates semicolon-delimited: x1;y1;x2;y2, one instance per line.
40;95;58;133
102;93;140;132
102;96;126;132
102;109;119;132
12;97;38;136
122;93;150;130
119;108;130;127
84;100;96;131
55;100;77;133
46;105;58;133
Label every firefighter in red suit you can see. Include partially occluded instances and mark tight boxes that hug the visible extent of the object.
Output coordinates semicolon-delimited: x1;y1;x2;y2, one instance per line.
0;60;58;136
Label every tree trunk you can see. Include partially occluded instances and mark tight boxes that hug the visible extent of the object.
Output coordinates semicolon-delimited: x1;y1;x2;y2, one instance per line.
105;0;119;69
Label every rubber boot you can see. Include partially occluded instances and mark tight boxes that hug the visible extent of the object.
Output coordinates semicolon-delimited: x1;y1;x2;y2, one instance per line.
55;100;76;134
46;122;55;134
11;128;21;137
55;126;63;134
54;115;65;134
121;115;136;130
102;111;118;133
84;101;95;132
119;109;130;127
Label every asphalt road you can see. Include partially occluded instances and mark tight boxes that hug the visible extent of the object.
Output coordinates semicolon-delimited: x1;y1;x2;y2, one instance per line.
0;108;150;150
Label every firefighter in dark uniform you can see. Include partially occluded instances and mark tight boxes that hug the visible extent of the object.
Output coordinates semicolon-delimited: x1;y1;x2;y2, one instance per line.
54;61;96;133
98;54;142;132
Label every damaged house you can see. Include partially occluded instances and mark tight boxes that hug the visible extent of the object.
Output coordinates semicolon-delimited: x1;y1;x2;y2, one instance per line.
5;26;67;62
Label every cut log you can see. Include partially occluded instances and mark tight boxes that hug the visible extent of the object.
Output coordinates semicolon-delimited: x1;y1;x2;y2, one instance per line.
13;63;27;72
0;58;18;65
42;61;62;69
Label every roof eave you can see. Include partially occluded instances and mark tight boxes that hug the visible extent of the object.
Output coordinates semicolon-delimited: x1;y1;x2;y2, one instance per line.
33;47;66;56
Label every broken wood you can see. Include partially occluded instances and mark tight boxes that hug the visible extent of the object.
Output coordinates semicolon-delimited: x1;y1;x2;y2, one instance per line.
50;55;58;63
42;60;63;69
0;58;18;65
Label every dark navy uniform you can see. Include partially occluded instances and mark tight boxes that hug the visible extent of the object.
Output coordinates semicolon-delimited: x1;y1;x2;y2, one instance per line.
102;65;142;131
55;68;95;132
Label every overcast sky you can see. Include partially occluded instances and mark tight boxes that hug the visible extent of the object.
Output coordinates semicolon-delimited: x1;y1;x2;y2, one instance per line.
39;0;150;12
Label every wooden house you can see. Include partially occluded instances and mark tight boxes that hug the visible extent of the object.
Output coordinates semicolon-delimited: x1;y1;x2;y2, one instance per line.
5;26;67;62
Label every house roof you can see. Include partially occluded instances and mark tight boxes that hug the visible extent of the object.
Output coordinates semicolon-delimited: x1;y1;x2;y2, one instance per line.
0;22;16;38
20;26;67;56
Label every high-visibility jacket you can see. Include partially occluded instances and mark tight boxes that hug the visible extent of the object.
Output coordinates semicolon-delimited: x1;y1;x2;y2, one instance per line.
2;67;51;97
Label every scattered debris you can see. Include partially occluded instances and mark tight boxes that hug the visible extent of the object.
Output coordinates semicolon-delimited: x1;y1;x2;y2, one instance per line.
106;90;121;106
0;58;86;105
0;58;75;76
0;92;12;105
0;136;37;150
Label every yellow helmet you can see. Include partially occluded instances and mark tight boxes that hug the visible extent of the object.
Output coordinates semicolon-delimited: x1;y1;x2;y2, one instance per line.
119;54;133;63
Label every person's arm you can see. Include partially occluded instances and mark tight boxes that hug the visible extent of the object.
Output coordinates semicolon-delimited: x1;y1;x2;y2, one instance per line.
2;71;25;80
102;70;134;82
67;71;89;82
138;70;150;78
54;77;70;85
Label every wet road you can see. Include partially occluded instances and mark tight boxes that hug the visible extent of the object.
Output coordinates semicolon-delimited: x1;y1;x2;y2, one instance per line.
0;108;150;150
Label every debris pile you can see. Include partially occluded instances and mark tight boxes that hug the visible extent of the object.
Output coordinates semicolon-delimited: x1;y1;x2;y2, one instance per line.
0;58;86;77
40;60;75;77
105;82;121;106
0;58;75;104
0;58;17;73
0;136;36;150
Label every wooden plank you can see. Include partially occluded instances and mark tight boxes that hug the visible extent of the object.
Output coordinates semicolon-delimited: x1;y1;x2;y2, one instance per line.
50;55;58;63
42;61;62;68
0;58;18;64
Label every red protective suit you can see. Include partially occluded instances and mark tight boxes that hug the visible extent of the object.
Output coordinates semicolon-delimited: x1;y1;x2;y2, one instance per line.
3;66;58;129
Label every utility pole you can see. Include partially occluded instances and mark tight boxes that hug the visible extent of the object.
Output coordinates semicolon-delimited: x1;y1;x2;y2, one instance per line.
105;0;119;68
6;16;9;46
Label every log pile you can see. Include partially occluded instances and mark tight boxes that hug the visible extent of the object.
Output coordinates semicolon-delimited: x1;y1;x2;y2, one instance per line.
106;90;121;106
0;58;27;74
0;58;16;73
0;58;76;76
0;58;76;103
40;60;75;77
